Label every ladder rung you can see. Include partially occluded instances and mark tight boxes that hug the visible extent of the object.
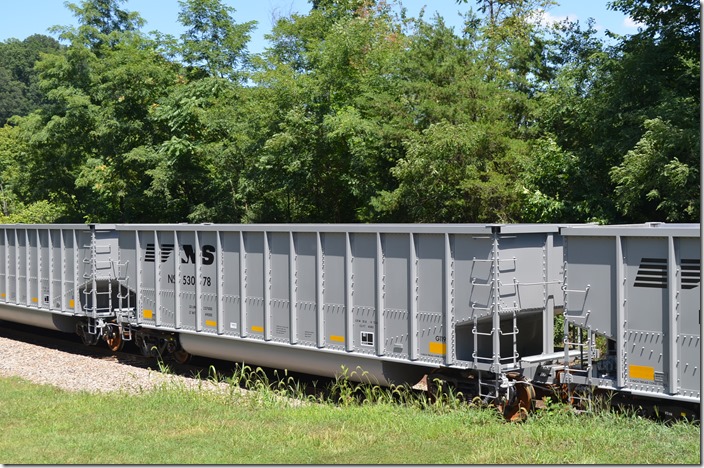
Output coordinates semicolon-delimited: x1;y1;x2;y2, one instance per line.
95;245;112;254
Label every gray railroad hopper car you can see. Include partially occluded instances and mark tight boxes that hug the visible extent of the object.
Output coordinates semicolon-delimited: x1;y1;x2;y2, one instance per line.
0;224;565;398
560;223;700;406
0;225;92;334
0;222;698;418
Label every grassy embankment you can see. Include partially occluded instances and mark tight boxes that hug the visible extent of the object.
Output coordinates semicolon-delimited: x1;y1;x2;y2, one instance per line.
0;367;700;464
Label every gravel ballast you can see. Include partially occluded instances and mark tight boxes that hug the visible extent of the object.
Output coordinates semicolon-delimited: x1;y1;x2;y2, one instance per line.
0;335;235;395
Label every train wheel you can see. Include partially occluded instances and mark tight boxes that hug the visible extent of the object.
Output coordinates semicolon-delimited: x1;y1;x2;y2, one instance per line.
502;376;535;422
172;348;191;364
76;322;99;346
104;328;124;352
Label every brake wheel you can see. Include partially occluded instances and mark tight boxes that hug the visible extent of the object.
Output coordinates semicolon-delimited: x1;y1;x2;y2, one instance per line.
104;328;124;352
502;375;536;422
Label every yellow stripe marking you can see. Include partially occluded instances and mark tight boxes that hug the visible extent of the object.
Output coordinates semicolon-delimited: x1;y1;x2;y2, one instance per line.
143;309;153;319
629;365;655;381
251;325;264;333
205;320;217;327
329;335;345;343
429;342;447;355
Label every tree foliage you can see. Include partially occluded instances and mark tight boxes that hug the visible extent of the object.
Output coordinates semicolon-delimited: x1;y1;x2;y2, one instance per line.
178;0;255;80
0;35;63;125
610;118;699;221
0;0;698;225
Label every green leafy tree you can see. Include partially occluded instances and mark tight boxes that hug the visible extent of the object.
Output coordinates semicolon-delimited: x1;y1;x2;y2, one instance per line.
1;0;696;227
0;35;63;124
610;118;699;221
375;120;525;222
13;0;178;222
519;136;578;222
521;19;609;222
527;0;699;223
247;0;407;222
369;8;540;222
59;0;144;51
137;0;257;222
603;0;701;223
177;0;255;81
147;77;253;222
72;37;180;222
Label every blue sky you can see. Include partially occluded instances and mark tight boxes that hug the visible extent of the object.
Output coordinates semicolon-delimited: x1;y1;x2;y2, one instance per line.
0;1;642;53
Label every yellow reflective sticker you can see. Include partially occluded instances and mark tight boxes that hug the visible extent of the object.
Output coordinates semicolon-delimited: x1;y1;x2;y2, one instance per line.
629;365;655;381
205;320;217;327
31;297;38;303
1;293;6;298
429;342;447;355
329;335;345;343
69;299;75;308
251;325;264;333
143;309;153;319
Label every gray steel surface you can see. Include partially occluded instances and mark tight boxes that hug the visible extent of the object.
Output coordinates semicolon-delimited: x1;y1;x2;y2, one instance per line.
0;224;565;376
561;223;701;402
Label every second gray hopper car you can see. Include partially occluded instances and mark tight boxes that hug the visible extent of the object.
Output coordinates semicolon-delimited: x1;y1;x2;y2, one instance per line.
560;223;700;409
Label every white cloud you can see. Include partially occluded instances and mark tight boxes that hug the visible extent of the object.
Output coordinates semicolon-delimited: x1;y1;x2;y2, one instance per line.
623;16;646;29
528;9;578;27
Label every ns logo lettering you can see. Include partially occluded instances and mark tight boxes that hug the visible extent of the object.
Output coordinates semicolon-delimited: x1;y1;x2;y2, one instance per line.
144;243;216;265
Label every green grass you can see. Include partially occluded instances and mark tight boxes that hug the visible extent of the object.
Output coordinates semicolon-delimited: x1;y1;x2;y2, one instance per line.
0;374;700;464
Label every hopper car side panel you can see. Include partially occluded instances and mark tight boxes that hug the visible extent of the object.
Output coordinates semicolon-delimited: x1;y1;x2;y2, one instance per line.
0;225;123;334
0;224;564;384
122;226;495;371
0;226;92;331
561;224;701;404
116;225;562;378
